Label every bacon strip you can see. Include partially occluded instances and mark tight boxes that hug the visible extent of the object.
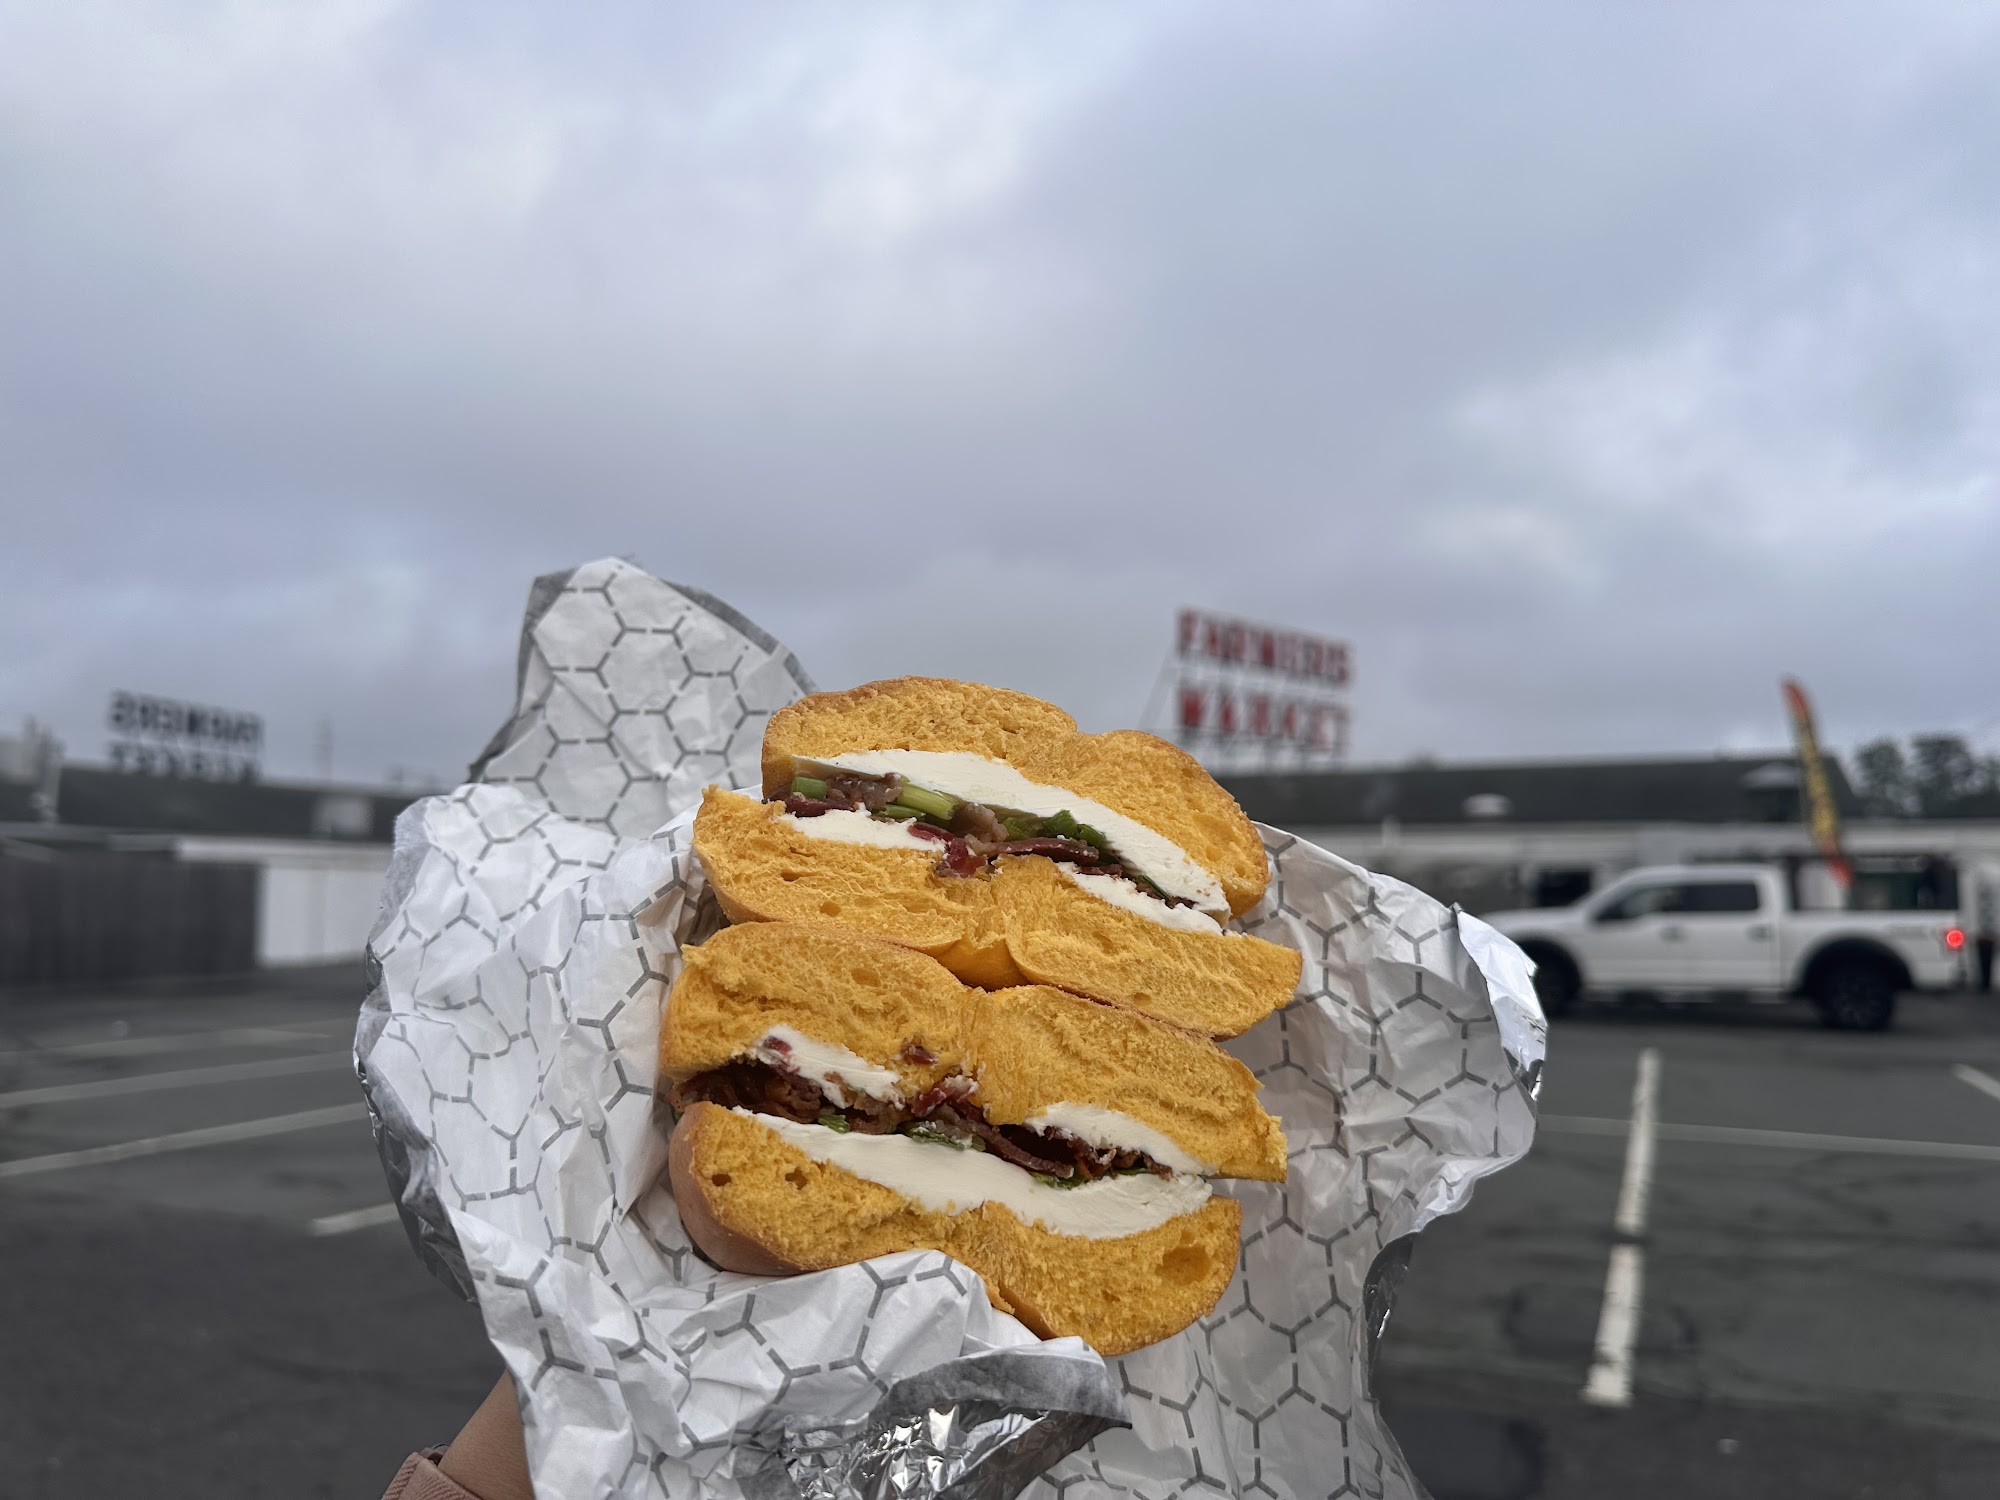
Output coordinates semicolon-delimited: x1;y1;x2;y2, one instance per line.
929;1103;1074;1176
994;837;1103;863
785;792;853;817
904;821;981;876
670;1061;822;1123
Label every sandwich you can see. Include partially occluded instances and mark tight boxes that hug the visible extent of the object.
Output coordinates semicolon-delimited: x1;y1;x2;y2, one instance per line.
660;921;1288;1356
691;677;1302;1037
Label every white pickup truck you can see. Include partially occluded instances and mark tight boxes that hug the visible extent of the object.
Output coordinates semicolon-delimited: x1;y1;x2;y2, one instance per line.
1483;863;1967;1030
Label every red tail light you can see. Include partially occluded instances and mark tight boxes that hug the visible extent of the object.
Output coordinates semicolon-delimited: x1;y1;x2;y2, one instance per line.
1945;927;1966;950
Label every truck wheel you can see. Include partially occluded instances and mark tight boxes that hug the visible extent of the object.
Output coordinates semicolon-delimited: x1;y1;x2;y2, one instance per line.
1528;951;1580;1018
1814;961;1898;1031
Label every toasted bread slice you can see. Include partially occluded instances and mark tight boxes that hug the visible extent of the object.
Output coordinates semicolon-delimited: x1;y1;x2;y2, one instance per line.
762;677;1270;918
670;1101;1243;1356
663;922;1288;1180
693;787;1300;1038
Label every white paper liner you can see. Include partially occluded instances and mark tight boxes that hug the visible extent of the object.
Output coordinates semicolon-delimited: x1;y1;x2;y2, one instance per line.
356;558;1545;1500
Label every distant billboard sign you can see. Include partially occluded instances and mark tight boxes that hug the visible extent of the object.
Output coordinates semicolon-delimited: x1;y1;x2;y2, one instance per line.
1171;609;1351;765
1178;611;1352;686
107;691;262;781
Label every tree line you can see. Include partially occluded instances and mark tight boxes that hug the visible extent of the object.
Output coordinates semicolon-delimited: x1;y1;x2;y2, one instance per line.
1852;734;2000;819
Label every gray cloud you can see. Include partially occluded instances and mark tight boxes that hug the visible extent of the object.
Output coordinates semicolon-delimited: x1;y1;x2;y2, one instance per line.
3;1;1997;783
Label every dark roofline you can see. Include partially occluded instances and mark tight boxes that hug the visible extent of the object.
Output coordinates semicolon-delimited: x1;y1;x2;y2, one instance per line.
1286;749;1812;776
54;758;436;799
14;765;423;843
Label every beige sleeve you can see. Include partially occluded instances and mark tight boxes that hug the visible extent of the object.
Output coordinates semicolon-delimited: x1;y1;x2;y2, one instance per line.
382;1451;485;1500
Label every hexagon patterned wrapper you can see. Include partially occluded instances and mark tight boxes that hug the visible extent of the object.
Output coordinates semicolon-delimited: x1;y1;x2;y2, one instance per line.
355;558;1545;1500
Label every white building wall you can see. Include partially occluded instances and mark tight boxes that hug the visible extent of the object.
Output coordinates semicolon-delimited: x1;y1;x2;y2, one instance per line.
1295;819;2000;866
173;837;391;966
1289;818;2000;914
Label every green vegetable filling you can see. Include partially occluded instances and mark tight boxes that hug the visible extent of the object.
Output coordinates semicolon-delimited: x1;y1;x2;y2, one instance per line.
893;784;961;821
900;1121;983;1151
1040;809;1109;850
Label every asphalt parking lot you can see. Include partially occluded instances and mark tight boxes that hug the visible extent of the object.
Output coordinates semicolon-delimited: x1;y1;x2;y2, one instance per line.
2;968;1998;1499
1379;991;2000;1500
0;967;496;1499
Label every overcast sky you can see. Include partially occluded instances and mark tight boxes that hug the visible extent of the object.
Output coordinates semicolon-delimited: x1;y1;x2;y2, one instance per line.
4;3;1997;785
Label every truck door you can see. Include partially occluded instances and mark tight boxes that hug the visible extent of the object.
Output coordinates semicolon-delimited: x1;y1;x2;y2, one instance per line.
1577;880;1691;988
1670;877;1783;989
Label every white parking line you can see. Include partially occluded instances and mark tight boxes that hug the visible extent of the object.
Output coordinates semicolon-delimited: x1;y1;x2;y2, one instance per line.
1541;1114;2000;1164
0;1023;348;1064
0;1103;368;1180
0;1052;350;1109
1581;1046;1658;1409
308;1202;405;1237
1953;1064;2000;1106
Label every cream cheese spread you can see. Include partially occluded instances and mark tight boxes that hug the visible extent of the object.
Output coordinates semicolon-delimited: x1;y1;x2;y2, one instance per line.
1021;1103;1214;1176
750;1025;904;1107
777;806;936;852
796;750;1229;919
1060;867;1224;935
741;1110;1213;1239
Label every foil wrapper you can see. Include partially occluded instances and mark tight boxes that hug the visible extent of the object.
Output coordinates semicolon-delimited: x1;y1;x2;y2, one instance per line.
356;557;1545;1500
